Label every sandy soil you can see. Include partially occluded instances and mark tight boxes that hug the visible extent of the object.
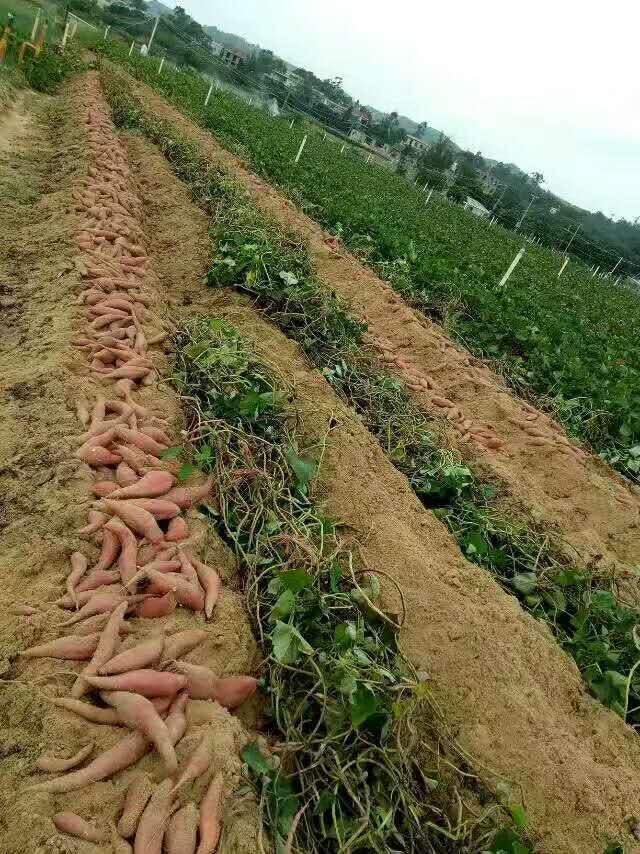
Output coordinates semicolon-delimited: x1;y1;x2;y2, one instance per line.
0;80;262;853
121;123;640;854
125;79;640;578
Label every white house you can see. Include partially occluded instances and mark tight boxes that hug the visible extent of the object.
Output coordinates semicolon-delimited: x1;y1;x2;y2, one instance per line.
405;135;429;154
463;196;491;218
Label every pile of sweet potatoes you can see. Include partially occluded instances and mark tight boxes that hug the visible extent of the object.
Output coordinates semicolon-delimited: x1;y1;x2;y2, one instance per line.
16;74;257;853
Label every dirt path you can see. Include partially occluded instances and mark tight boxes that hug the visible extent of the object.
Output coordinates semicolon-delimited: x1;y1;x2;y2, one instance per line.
0;79;262;853
127;80;640;577
123;125;640;854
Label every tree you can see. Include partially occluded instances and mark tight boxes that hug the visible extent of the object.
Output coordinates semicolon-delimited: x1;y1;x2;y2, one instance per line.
416;121;429;139
529;171;544;186
418;133;455;173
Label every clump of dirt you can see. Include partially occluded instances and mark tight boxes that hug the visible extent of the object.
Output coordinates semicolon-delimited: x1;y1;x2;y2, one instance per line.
128;78;640;576
123;128;640;854
0;82;261;854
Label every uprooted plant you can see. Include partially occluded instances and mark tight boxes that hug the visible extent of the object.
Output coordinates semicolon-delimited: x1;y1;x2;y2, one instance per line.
171;316;529;853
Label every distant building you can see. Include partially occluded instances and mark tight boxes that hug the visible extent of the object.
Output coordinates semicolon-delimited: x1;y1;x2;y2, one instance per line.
353;105;372;126
463;196;491;218
210;40;245;66
405;134;429;154
311;88;344;113
266;69;303;89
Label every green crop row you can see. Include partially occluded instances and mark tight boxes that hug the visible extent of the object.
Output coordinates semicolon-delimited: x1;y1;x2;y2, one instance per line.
101;67;640;747
95;39;640;483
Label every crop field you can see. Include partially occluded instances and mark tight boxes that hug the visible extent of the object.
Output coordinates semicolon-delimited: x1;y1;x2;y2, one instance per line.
1;40;640;854
97;40;640;484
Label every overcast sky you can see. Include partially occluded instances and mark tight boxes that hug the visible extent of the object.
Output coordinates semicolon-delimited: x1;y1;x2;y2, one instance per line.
174;0;639;221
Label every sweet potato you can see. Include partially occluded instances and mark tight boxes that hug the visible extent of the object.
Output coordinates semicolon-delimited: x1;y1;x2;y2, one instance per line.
67;551;89;608
84;670;187;697
51;697;119;725
100;499;164;544
118;773;154;838
136;592;176;618
165;517;189;542
165;803;198;854
90;526;121;573
134;779;176;854
53;812;107;843
171;728;214;795
55;585;123;609
22;634;99;660
116;461;139;486
78;445;121;467
162;630;207;663
196;773;224;854
78;510;108;536
92;479;119;497
189;555;221;620
111;824;134;854
76;568;121;593
129;498;180;520
109;470;175;500
101;690;177;774
8;604;38;616
61;592;127;629
212;676;258;710
143;569;204;612
168;661;217;701
116;426;167;456
105;516;139;585
29;730;149;792
35;741;93;772
100;635;164;675
165;690;188;744
71;600;127;697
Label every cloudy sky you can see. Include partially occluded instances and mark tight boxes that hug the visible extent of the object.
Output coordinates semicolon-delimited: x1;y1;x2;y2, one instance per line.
175;0;639;221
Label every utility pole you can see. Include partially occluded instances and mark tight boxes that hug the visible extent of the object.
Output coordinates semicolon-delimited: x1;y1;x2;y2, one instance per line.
491;185;507;213
147;16;159;51
515;195;536;231
562;223;580;254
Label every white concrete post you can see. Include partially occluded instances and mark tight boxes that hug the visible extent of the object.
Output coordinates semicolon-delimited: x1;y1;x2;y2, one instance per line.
557;257;569;278
340;143;346;154
365;153;371;164
204;82;214;106
158;57;165;74
103;25;110;39
425;188;433;206
609;256;623;276
289;118;294;129
31;9;40;41
293;134;307;164
498;247;525;287
61;20;70;50
129;41;135;56
591;265;600;278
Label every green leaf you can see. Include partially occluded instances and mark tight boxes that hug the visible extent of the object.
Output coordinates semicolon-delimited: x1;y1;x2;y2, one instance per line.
178;462;197;482
350;683;378;728
241;741;271;776
161;445;184;461
271;589;295;621
589;669;627;716
509;804;528;831
271;620;313;665
277;568;313;593
489;827;531;854
510;572;537;595
285;448;317;491
315;790;336;814
335;622;357;647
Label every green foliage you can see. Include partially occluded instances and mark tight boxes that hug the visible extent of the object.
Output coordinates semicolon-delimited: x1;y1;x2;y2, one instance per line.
101;68;640;737
23;44;83;93
172;316;519;853
96;40;640;483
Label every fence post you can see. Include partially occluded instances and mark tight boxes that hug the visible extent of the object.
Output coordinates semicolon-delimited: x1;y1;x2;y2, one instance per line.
31;9;40;41
289;118;295;129
498;247;525;287
61;20;70;50
103;25;110;39
425;188;433;206
204;82;214;106
557;256;569;278
128;41;135;56
158;57;165;74
293;134;308;164
591;264;600;278
340;143;346;154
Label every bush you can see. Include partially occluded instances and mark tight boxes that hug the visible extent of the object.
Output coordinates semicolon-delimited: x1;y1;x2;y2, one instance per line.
24;45;84;94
